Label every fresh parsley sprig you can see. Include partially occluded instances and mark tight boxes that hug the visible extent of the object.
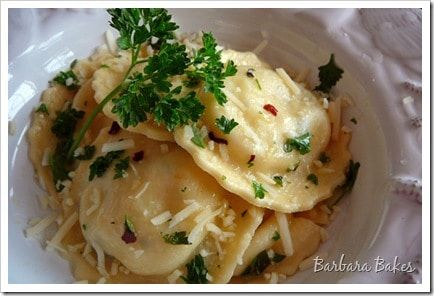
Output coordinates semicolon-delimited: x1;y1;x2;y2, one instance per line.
314;54;344;94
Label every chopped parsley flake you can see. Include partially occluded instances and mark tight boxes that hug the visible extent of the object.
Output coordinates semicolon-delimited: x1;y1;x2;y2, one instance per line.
181;254;209;284
273;175;283;187
114;156;130;179
241;209;248;217
307;173;318;185
215;115;239;134
314;54;344;94
272;231;281;241
82;224;87;231
318;152;331;164
272;253;286;263
181;186;187;192
35;103;49;115
351;117;358;125
75;145;96;160
252;181;267;199
53;69;80;90
287;161;300;172
242;250;270;276
89;150;124;181
190;124;206;148
100;64;110;68
51;107;85;139
284;132;312;155
162;231;191;245
255;78;262;90
247;155;255;168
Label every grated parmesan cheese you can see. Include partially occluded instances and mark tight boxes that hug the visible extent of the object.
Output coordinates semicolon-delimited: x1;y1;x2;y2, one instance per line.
105;29;117;54
219;144;229;162
206;223;222;235
82;243;92;257
269;272;278;284
127;181;150;200
188;208;221;244
167;269;182;284
206;273;214;282
208;140;215;151
101;139;135;153
252;39;268;55
134;249;145;258
67;242;85;253
96;277;106;284
257;172;276;186
225;90;247;111
322;98;329;109
150;211;172;225
275;212;294;256
110;260;119;276
276;68;300;95
169;202;200;228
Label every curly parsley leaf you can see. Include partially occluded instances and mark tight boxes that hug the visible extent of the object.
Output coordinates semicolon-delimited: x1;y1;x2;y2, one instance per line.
187;32;237;105
284;132;312;155
252;181;267;199
162;231;191;245
89;150;124;181
35;103;49;115
314;54;344;93
75;145;96;160
107;8;178;50
328;160;361;207
215;115;239;134
181;254;209;284
190;124;206;148
114;156;130;179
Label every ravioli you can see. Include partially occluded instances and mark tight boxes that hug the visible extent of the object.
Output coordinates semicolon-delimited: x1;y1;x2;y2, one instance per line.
174;53;351;213
70;128;263;281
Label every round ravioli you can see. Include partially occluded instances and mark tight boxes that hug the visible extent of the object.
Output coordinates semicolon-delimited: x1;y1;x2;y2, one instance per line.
70;128;263;280
92;52;174;142
174;54;351;213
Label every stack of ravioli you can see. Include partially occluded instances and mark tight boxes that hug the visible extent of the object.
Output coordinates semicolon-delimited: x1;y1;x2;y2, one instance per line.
28;40;352;284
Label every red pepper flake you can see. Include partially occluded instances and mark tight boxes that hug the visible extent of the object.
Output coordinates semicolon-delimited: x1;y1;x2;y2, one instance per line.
132;150;144;162
247;154;255;167
263;104;278;116
108;121;121;134
208;132;228;145
121;228;137;244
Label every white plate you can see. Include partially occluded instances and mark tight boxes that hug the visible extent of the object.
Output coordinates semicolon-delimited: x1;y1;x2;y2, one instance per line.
7;8;421;285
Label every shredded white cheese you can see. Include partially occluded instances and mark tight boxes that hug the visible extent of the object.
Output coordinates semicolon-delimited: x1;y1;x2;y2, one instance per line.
110;260;119;276
128;181;150;200
206;273;214;282
188;208;221;244
150;211;172;225
169;202;200;228
275;212;294;256
46;211;78;251
276;68;300;95
101;139;135;153
208;140;215;151
167;269;182;284
134;249;145;258
205;223;222;235
82;243;92;257
252;39;268;55
269;272;278;284
25;214;57;238
93;242;109;277
105;29;117;54
322;98;329;109
219;144;229;162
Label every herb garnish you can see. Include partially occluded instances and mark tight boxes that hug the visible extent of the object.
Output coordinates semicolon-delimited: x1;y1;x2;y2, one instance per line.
350;117;358;125
114;156;130;179
215;115;239;134
35;103;49;115
53;60;80;91
181;254;209;284
190;124;206;148
328;160;360;207
89;150;124;181
122;215;137;244
272;253;286;263
51;107;84;139
75;145;96;160
252;181;267;199
242;250;270;276
66;9;236;159
273;176;283;187
284;132;312;155
162;231;191;245
287;161;300;172
318;152;331;164
241;209;248;217
307;173;318;185
255;79;262;90
272;231;281;241
314;54;344;94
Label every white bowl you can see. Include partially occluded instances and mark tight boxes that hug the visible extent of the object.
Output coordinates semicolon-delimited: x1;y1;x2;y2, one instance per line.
7;8;421;285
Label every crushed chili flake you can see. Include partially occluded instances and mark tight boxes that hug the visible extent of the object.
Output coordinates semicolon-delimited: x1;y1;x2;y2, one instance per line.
132;150;144;162
263;104;278;116
208;132;228;145
108;121;121;134
121;228;137;244
247;154;255;167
